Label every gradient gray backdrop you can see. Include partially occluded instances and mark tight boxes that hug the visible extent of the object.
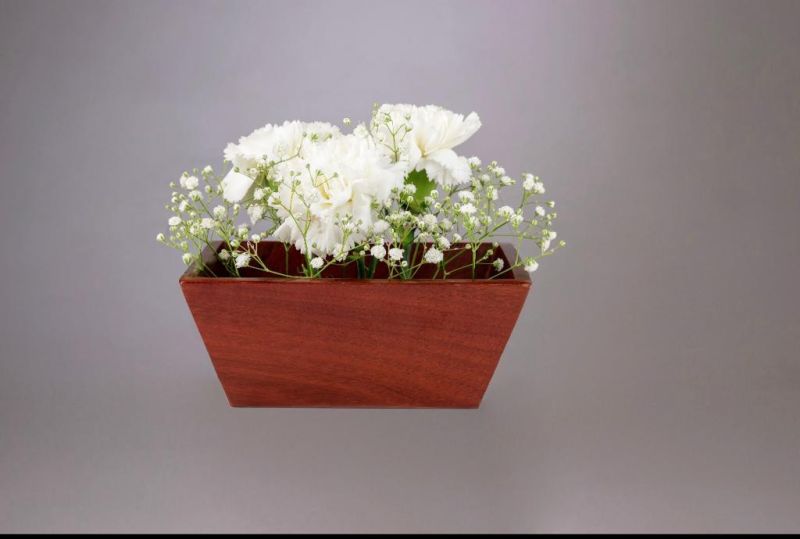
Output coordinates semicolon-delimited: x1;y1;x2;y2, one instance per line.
1;0;799;533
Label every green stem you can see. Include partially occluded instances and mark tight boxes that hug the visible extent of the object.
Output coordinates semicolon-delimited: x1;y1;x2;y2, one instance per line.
402;232;413;280
368;256;379;278
471;247;477;279
356;257;366;279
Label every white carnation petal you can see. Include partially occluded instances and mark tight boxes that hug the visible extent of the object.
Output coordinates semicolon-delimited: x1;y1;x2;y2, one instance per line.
421;149;471;187
221;170;254;202
448;111;482;148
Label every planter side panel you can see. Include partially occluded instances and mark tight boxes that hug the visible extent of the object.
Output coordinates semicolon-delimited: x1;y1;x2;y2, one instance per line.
181;280;529;407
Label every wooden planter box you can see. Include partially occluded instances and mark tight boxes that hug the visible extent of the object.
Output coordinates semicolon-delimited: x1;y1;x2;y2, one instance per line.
180;242;531;408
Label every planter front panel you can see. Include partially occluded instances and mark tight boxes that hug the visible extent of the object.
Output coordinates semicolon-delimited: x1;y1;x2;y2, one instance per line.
182;280;529;407
180;244;530;408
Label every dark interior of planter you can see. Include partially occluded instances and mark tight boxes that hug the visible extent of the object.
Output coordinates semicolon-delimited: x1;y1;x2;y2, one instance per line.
202;242;514;280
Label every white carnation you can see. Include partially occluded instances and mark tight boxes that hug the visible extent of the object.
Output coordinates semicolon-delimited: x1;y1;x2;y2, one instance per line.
224;120;340;172
222;121;341;203
374;104;480;187
273;134;404;255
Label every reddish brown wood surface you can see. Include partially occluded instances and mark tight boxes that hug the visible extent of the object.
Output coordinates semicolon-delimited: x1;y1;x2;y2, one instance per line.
180;242;531;408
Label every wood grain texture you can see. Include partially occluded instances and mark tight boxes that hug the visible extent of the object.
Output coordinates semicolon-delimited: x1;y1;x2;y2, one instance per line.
180;242;531;408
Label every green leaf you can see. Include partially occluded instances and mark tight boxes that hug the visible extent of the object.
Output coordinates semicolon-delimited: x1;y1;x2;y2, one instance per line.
405;169;435;213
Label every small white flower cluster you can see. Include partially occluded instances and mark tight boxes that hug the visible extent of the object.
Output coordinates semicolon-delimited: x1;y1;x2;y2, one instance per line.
158;103;563;279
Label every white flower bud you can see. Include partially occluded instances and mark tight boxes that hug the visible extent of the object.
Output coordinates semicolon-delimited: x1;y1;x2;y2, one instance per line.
423;247;443;264
370;245;387;259
457;191;475;202
459;203;476;215
497;205;515;219
182;176;199;190
235;252;251;268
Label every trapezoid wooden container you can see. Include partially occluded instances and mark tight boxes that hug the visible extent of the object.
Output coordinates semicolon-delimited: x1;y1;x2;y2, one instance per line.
180;241;531;408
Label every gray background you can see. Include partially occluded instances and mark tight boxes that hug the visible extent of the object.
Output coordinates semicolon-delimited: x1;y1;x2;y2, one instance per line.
1;0;798;533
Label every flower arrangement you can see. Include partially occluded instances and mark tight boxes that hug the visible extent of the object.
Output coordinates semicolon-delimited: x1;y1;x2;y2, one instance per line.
158;103;563;279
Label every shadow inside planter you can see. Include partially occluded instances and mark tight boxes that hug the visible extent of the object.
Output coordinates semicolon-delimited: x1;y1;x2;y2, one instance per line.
202;242;515;280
